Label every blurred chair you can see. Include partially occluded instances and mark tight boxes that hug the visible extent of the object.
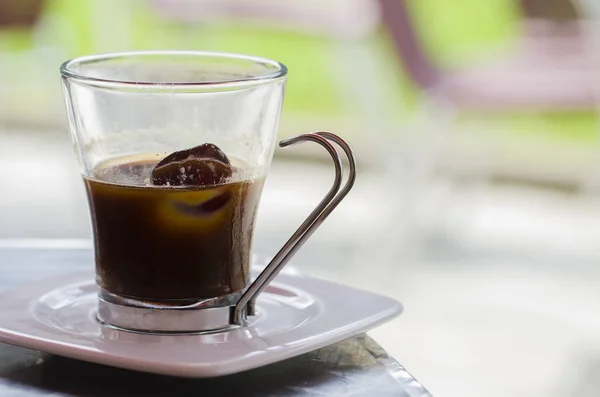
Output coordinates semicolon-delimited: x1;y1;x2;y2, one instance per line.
377;0;600;244
378;0;598;111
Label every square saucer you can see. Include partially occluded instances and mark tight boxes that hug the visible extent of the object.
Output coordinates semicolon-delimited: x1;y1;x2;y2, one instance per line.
0;271;402;378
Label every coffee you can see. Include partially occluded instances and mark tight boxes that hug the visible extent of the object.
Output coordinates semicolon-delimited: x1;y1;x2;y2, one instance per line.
84;152;263;301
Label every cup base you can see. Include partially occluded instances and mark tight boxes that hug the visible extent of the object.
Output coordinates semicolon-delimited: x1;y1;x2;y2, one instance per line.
97;289;251;334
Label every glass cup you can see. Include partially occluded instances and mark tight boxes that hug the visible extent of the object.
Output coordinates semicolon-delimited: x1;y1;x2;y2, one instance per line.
60;51;355;334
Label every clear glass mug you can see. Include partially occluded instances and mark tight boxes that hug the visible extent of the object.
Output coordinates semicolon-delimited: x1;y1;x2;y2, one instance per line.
60;51;355;333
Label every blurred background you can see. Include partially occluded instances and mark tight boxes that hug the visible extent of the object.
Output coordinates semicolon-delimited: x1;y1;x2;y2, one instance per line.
2;0;600;396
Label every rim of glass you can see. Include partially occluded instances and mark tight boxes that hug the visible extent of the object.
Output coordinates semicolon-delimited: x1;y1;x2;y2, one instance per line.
60;50;287;90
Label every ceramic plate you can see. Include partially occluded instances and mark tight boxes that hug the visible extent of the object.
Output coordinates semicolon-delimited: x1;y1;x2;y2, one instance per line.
0;271;402;378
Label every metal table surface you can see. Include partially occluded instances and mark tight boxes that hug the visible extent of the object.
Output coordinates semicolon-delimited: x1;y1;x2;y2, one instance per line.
0;241;432;397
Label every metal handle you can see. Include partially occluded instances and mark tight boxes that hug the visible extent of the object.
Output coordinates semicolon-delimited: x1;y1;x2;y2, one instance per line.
232;132;357;325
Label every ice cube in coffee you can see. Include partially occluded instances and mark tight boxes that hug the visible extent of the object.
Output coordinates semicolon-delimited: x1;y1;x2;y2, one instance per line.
84;143;263;301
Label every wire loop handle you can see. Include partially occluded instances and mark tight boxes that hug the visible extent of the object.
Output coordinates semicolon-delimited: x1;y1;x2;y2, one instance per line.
232;132;357;324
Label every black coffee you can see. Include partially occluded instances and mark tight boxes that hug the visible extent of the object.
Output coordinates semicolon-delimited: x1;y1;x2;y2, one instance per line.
84;150;263;301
